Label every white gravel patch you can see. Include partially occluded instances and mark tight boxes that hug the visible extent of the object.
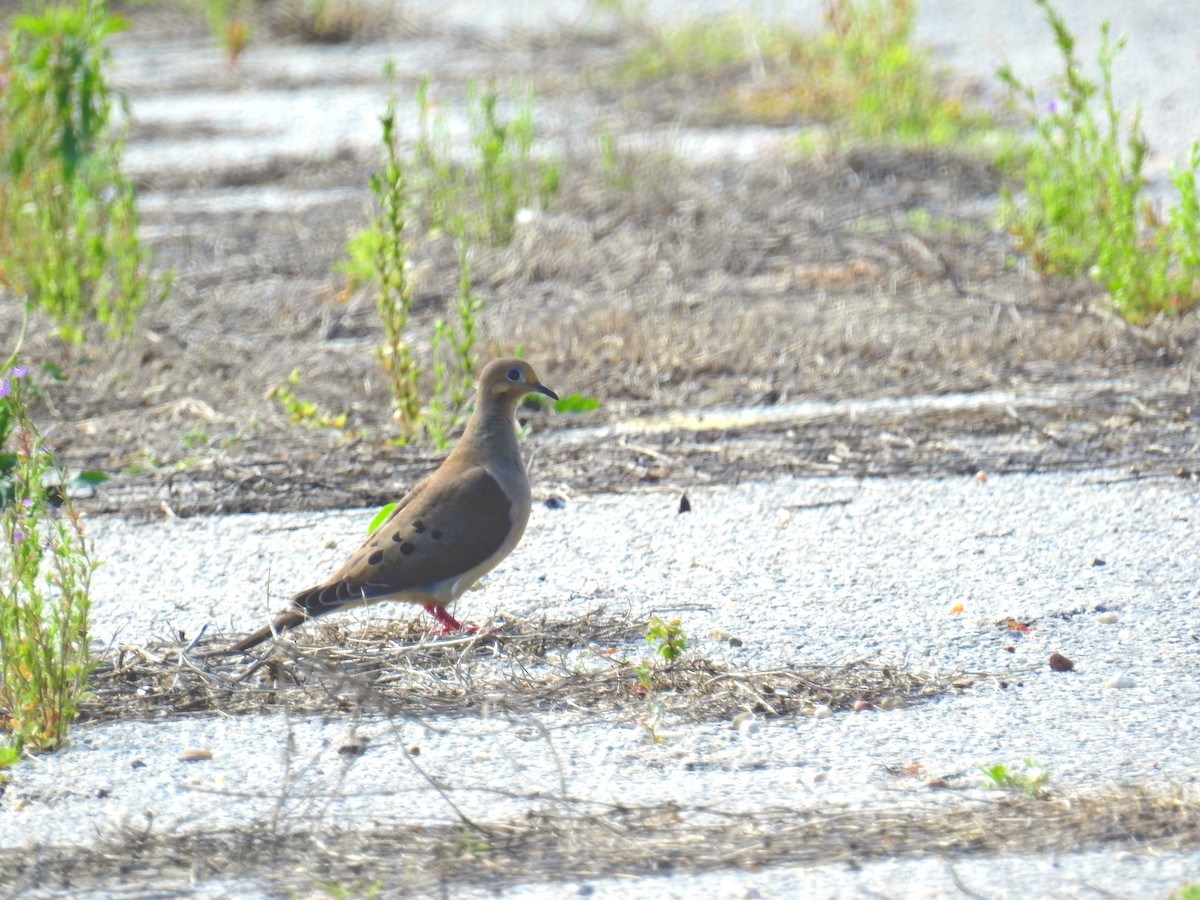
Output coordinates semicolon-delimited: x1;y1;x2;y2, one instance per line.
4;471;1198;894
88;470;1198;677
489;849;1200;900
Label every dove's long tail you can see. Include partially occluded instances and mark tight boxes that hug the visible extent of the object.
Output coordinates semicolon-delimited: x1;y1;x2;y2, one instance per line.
197;607;309;657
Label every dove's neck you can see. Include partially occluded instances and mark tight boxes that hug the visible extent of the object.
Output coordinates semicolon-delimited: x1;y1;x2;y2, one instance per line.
454;392;522;469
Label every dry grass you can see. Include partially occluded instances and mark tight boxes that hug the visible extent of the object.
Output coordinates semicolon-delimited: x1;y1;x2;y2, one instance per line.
3;139;1191;520
5;783;1197;894
62;383;1198;520
82;612;960;724
15;618;1200;894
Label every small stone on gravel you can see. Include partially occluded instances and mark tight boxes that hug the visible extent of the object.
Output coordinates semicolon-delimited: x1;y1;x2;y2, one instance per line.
1049;652;1075;672
733;712;760;734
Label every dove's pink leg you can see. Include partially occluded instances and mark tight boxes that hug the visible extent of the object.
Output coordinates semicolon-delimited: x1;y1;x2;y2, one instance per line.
424;604;478;634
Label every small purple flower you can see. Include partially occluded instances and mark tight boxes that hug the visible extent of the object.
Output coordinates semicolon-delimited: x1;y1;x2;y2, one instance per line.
11;365;27;378
0;378;8;399
21;497;32;508
12;529;24;544
1045;100;1058;114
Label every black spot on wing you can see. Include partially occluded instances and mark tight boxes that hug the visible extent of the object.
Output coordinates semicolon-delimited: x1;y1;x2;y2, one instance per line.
304;468;513;609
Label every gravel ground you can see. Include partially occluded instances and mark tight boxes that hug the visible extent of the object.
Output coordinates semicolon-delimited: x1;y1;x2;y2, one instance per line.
4;470;1199;896
84;470;1199;681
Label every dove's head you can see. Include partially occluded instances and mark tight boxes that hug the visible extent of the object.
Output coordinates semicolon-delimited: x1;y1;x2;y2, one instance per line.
479;358;558;404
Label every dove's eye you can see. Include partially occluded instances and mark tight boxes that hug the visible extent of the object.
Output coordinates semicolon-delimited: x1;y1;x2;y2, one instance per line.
507;368;523;382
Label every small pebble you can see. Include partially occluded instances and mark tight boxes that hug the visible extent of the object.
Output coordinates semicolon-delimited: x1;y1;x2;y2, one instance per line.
338;739;368;757
1048;652;1075;672
179;748;212;762
733;712;759;735
852;699;872;713
1104;674;1135;689
811;703;834;719
1096;611;1119;624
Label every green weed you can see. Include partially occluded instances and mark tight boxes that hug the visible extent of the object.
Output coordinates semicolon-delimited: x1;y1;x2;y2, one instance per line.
0;0;163;343
344;72;560;443
270;369;349;432
314;877;383;900
645;614;686;661
597;123;633;190
1169;884;1200;900
334;218;388;297
998;0;1200;322
631;658;665;742
410;78;560;245
366;502;395;535
200;0;252;64
411;75;463;239
629;615;687;742
268;0;375;44
180;426;210;451
979;758;1050;797
369;75;422;438
618;1;993;146
467;81;559;245
0;366;96;766
552;393;599;413
424;218;484;448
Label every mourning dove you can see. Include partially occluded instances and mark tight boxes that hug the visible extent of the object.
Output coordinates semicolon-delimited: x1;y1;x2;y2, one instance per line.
224;358;557;653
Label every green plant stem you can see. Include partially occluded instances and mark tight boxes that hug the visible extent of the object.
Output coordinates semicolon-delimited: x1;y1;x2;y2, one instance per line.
1;0;161;342
1;379;95;763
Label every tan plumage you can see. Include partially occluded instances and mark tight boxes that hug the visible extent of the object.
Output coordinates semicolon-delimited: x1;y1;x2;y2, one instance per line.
224;358;557;653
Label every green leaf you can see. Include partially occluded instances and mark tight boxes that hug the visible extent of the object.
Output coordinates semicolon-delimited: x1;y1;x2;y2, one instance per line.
367;502;396;534
0;745;20;769
553;393;599;413
72;470;108;486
